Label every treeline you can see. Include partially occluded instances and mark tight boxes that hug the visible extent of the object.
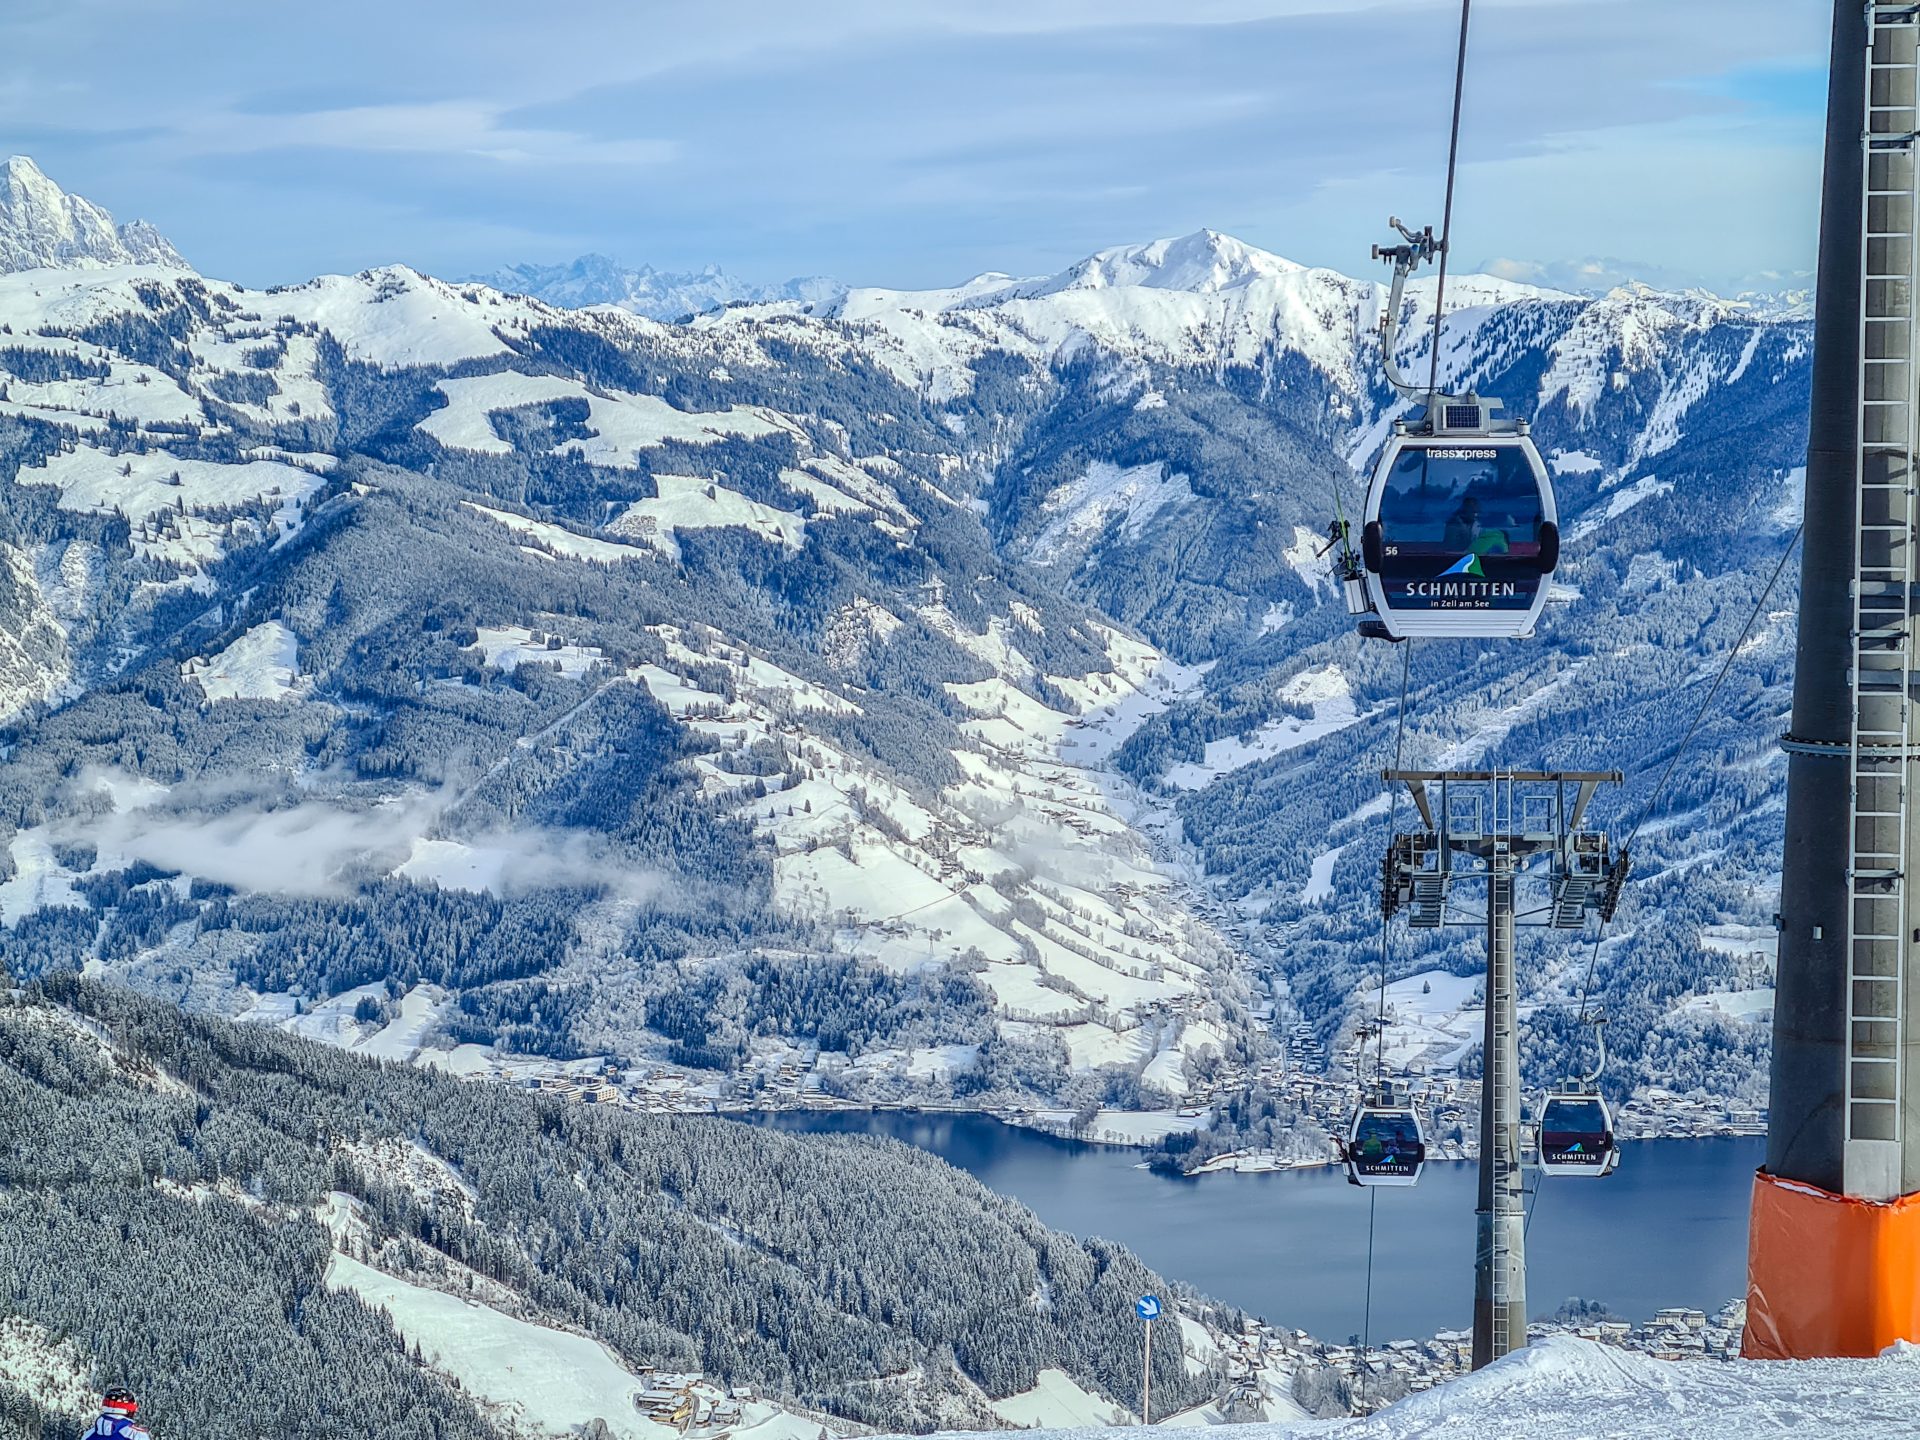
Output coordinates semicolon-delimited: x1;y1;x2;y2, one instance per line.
645;952;994;1058
0;980;1231;1437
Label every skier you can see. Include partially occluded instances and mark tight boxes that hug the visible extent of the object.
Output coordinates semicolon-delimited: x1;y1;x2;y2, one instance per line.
88;1389;149;1440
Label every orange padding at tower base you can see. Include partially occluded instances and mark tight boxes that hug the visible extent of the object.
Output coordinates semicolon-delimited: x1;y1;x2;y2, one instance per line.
1742;1167;1920;1358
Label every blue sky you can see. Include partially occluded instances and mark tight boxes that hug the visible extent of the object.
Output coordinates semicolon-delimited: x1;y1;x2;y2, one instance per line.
4;0;1831;292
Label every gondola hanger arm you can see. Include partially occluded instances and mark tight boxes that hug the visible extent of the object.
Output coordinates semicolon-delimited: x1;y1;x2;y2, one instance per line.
1373;217;1444;404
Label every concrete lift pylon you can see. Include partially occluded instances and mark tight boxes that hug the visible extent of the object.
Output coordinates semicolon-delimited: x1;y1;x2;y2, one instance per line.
1381;769;1622;1369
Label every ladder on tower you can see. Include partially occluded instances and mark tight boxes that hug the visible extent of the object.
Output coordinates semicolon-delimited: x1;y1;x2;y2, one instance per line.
1847;2;1920;1199
1487;774;1516;1360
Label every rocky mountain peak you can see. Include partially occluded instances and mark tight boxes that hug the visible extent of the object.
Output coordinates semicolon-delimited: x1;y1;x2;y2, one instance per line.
0;156;190;274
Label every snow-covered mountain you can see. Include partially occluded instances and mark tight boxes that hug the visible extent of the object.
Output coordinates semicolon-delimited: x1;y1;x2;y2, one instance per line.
0;246;1251;1112
467;253;844;319
0;162;1811;1128
762;228;1566;405
698;228;1807;1114
0;156;188;273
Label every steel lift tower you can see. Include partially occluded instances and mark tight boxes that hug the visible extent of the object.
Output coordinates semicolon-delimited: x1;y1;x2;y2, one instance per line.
1747;0;1920;1360
1382;770;1620;1368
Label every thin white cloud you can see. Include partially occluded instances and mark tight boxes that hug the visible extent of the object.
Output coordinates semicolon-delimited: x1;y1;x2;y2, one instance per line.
168;100;676;168
59;773;661;901
0;0;1831;290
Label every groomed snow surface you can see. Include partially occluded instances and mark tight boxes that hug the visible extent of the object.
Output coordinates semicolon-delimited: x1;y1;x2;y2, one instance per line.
326;1253;674;1440
988;1369;1130;1429
900;1337;1920;1439
183;621;300;701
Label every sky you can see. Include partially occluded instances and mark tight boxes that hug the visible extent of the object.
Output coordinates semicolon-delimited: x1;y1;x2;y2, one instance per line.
3;0;1832;294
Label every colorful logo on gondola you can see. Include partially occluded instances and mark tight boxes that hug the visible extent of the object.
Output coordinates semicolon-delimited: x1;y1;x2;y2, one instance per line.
1389;547;1523;607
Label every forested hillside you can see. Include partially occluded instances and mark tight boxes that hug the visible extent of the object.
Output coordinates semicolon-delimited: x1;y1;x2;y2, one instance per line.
0;195;1254;1113
702;235;1810;1108
0;166;1812;1119
0;979;1231;1439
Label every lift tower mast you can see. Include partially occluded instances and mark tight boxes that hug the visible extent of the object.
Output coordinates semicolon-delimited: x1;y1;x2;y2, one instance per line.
1382;770;1619;1369
1746;0;1920;1360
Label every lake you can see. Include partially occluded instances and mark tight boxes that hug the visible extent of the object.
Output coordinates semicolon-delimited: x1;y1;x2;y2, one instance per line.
745;1109;1761;1342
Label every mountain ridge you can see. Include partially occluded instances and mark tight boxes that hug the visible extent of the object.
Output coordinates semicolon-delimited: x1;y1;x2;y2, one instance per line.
0;159;1808;1142
0;156;189;274
466;252;845;320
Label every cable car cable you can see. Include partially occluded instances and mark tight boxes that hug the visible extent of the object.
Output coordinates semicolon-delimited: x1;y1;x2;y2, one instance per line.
1357;642;1413;1407
1618;521;1805;856
1354;0;1471;1390
1360;1187;1378;1413
1375;640;1415;1073
1424;0;1473;405
1350;0;1558;645
1567;520;1806;1025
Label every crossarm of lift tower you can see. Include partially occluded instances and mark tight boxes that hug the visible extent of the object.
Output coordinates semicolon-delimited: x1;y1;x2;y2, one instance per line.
1383;770;1623;836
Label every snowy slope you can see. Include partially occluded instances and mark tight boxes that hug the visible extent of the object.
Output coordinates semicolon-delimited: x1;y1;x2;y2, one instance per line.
421;371;791;461
629;616;1233;1069
886;1337;1920;1439
0;543;73;723
0;1314;94;1420
326;1253;675;1440
182;620;301;702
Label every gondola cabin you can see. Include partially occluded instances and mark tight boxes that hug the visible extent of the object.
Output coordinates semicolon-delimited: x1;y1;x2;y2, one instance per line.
1538;1091;1619;1177
1344;1104;1427;1187
1359;403;1559;641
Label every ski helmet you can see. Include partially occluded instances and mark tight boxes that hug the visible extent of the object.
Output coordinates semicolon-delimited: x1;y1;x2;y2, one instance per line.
101;1389;137;1417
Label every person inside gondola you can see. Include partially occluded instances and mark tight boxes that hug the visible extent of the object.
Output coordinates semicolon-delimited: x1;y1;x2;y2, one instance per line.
1442;495;1481;551
1353;1112;1425;1170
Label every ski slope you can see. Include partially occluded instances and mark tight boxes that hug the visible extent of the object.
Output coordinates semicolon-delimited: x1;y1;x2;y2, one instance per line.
325;1253;674;1440
889;1337;1920;1438
988;1369;1130;1429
